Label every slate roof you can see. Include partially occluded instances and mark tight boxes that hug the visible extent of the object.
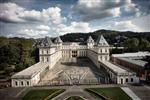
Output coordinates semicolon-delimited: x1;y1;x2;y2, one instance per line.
96;35;109;46
54;37;63;43
40;37;53;47
87;36;94;43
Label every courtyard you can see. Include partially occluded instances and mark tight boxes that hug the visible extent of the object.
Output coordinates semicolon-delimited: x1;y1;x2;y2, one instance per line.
39;57;110;86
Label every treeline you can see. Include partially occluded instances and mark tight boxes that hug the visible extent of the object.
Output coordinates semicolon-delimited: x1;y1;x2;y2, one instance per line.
124;38;150;52
0;37;38;78
111;37;150;54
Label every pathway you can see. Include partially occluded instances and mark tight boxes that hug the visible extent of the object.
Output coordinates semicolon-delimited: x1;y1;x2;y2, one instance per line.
121;87;141;100
52;85;99;100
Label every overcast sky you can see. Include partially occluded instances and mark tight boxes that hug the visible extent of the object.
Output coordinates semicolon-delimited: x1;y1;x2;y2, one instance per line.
0;0;150;38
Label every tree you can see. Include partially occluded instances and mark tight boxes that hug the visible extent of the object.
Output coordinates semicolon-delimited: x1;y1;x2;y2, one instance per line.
124;38;139;52
139;38;150;50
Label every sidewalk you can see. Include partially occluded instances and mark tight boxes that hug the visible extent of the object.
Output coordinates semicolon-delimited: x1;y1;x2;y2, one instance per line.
121;87;141;100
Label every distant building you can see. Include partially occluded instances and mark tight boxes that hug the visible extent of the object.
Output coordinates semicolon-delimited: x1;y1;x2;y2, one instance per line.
111;52;150;81
11;35;138;87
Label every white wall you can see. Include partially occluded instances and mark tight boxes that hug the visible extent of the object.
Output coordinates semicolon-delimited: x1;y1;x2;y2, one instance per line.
117;75;139;84
11;79;31;87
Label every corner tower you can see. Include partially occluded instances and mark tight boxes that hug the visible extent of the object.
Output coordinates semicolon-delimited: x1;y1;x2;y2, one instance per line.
54;36;63;50
39;37;54;63
87;36;94;48
96;35;110;61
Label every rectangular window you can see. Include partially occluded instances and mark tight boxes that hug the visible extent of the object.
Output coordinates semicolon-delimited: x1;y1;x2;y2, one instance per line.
105;56;107;60
42;57;44;62
126;78;128;82
42;50;44;54
21;81;23;86
15;81;18;86
47;57;49;62
131;78;133;82
27;81;29;86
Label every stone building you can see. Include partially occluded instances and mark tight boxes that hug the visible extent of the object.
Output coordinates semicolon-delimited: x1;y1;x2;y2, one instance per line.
11;35;139;87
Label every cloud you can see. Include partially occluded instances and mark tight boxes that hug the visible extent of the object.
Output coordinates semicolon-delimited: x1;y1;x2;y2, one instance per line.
106;15;150;32
56;21;94;35
36;25;50;31
73;0;140;21
0;3;25;23
131;15;150;32
108;21;140;32
7;25;51;38
0;2;65;24
13;29;50;38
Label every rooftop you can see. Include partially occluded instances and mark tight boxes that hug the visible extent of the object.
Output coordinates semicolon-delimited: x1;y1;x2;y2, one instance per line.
12;62;49;79
87;36;94;43
112;52;150;67
101;61;128;74
96;35;109;46
112;52;150;57
40;37;53;47
118;57;147;67
54;37;63;43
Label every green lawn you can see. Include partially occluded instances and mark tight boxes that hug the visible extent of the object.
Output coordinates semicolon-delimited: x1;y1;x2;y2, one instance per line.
22;89;65;100
66;96;84;100
86;87;132;100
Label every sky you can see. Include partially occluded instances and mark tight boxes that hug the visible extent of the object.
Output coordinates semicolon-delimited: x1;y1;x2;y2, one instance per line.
0;0;150;38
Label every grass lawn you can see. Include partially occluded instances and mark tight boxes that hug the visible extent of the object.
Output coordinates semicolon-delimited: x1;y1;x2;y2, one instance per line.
86;87;132;100
66;96;84;100
22;89;65;100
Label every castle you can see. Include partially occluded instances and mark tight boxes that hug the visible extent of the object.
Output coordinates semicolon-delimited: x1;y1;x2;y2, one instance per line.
11;35;139;87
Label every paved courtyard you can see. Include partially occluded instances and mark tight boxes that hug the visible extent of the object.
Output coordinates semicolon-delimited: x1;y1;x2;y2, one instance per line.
39;57;109;85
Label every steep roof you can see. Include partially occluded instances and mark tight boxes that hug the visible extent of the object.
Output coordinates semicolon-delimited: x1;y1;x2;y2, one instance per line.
40;37;53;47
54;37;63;43
87;36;94;43
96;35;109;46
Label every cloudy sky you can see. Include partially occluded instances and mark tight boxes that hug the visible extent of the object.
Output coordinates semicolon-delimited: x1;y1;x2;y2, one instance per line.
0;0;150;38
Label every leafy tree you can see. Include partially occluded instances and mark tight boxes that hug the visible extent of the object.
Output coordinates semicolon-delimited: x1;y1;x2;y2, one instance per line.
139;38;150;50
124;38;139;52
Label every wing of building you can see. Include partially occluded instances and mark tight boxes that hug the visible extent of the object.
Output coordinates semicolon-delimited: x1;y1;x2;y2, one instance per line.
111;52;150;81
11;35;139;87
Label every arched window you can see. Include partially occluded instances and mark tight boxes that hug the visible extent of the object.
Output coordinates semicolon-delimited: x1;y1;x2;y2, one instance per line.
126;78;128;82
21;81;23;86
131;78;133;82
